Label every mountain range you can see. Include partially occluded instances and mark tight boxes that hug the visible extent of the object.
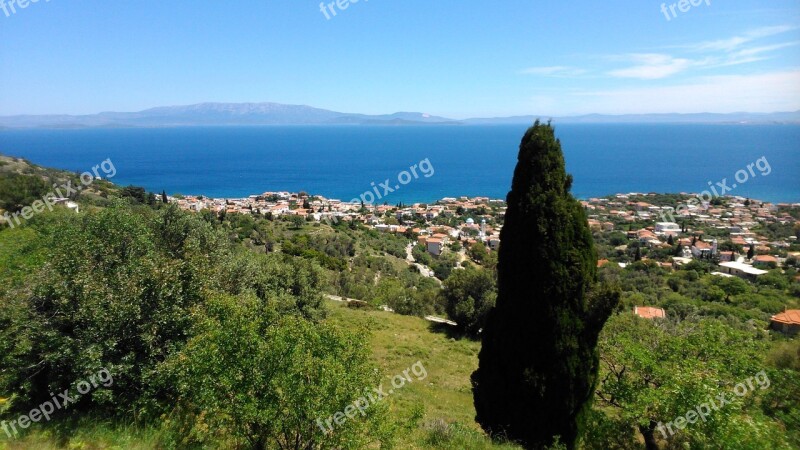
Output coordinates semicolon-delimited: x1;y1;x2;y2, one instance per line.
1;102;798;128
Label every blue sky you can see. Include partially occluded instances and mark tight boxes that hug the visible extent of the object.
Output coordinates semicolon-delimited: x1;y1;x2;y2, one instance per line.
0;0;798;117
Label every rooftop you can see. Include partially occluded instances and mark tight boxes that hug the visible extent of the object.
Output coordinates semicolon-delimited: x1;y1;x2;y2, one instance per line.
718;261;769;276
634;306;666;320
771;310;800;326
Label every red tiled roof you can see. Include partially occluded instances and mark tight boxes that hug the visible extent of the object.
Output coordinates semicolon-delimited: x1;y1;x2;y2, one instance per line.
634;306;666;320
771;310;800;325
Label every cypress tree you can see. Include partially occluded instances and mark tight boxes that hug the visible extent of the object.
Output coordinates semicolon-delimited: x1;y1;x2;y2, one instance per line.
472;121;618;449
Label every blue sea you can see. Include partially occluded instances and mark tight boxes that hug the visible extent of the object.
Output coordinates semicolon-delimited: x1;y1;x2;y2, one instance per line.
0;124;798;203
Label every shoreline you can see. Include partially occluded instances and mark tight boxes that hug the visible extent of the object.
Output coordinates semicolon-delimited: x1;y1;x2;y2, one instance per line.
169;189;800;208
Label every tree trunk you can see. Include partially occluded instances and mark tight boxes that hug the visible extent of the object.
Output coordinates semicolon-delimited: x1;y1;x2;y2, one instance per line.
639;420;660;450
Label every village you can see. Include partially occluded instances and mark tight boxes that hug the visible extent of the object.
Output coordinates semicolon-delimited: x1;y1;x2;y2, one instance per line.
171;190;800;334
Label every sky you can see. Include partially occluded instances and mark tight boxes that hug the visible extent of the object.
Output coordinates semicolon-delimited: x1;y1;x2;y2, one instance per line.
0;0;799;118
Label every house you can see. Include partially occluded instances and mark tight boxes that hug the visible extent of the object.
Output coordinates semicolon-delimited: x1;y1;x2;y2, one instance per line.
770;310;800;335
718;261;768;281
426;238;444;256
51;198;80;213
634;306;666;320
691;240;714;258
655;222;681;235
753;255;778;268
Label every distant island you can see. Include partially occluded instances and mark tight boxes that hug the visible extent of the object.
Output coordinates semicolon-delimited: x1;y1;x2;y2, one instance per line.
1;102;799;128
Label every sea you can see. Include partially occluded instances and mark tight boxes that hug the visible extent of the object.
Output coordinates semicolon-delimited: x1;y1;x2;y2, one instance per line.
1;124;798;204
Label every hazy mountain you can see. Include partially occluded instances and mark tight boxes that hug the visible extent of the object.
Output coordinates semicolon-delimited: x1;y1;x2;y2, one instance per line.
0;103;798;128
0;103;455;128
465;111;800;125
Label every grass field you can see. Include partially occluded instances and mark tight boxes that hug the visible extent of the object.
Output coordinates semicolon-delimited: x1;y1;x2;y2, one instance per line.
0;300;520;449
326;300;522;449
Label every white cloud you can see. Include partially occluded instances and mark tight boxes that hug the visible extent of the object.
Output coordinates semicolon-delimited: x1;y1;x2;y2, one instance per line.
604;27;798;79
686;25;797;52
731;41;800;58
560;70;800;114
608;54;694;79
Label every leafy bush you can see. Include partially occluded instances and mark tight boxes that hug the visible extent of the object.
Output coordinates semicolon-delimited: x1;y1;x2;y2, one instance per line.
0;203;328;432
441;267;496;336
159;294;394;449
0;173;51;213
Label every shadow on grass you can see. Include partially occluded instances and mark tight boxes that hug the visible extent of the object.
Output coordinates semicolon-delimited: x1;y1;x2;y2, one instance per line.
427;321;481;341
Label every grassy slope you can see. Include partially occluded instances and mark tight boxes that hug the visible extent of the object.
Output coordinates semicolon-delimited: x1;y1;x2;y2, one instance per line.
0;300;519;449
0;154;121;210
325;300;521;449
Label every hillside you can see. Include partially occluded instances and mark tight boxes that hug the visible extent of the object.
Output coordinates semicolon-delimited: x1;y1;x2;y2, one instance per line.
0;299;520;449
2;103;798;128
1;157;798;449
0;154;122;209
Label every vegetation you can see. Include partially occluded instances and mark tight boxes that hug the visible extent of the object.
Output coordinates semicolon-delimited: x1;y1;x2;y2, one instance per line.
594;314;790;449
441;267;496;337
473;121;619;449
0;203;386;449
1;144;798;449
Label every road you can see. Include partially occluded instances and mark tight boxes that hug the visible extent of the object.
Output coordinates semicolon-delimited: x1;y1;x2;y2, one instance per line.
405;243;440;281
324;294;456;326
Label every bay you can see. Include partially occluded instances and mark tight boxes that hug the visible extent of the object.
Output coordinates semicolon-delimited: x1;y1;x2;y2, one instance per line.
1;124;798;203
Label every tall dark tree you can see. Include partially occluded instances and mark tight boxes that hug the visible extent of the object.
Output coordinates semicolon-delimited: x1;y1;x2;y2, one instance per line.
747;244;755;260
472;121;619;449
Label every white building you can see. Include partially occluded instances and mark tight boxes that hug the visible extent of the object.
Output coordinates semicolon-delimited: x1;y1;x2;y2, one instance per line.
655;222;681;235
718;261;768;280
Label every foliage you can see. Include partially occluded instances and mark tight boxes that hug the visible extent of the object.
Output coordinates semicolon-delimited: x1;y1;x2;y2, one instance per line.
0;203;327;433
472;121;619;449
441;267;496;337
594;313;790;449
430;251;460;280
282;232;354;271
120;185;157;206
412;244;433;266
0;173;51;213
159;293;394;449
